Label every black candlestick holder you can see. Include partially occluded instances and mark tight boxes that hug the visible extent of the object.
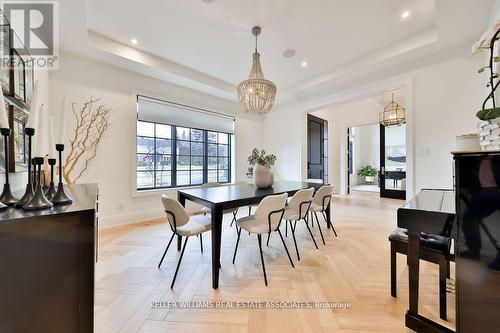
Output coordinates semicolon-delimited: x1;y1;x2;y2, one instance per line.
16;128;35;208
51;144;72;205
23;157;53;211
45;158;57;201
0;128;17;207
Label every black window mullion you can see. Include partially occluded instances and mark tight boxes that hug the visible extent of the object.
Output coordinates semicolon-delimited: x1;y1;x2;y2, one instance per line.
227;134;232;183
203;130;208;183
153;124;157;188
172;125;177;187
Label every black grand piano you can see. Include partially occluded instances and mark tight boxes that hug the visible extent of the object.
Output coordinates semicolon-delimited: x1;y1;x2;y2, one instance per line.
397;151;500;333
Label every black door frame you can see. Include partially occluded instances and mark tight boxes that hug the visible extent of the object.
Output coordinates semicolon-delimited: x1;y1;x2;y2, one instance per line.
307;114;328;183
380;124;406;200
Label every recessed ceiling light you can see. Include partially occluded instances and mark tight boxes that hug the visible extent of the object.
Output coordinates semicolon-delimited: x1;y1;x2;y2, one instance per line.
401;10;410;19
131;38;138;45
301;61;308;67
283;49;296;58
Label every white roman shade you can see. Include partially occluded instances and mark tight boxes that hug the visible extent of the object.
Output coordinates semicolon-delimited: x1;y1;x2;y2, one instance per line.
137;95;235;134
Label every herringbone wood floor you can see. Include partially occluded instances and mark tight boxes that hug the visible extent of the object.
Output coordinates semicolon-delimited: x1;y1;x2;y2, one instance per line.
95;192;455;333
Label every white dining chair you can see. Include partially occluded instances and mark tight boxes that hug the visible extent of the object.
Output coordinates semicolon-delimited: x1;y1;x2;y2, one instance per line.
158;195;212;289
281;188;318;260
232;193;291;286
309;185;336;236
199;182;239;227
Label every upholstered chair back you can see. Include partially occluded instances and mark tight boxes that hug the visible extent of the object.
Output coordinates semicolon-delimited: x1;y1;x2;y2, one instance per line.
161;194;190;228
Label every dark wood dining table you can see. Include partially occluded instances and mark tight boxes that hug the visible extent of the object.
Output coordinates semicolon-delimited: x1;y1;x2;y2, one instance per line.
177;181;330;289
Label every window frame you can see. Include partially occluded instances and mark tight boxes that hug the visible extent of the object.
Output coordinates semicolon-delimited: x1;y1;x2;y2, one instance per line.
136;119;232;191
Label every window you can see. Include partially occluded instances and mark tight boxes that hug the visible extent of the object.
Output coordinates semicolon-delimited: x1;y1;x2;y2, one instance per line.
136;120;232;190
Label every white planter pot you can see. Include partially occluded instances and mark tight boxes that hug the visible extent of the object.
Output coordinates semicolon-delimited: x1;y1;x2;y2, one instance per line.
365;176;375;184
477;118;500;151
253;165;273;188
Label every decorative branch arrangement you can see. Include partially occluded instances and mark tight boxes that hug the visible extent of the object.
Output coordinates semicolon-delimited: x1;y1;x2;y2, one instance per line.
474;26;500;120
63;97;112;184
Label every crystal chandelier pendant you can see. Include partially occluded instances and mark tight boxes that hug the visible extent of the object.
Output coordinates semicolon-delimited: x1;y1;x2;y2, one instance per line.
237;26;277;114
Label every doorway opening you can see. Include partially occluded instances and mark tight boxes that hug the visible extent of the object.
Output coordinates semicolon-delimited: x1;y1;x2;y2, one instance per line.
347;123;380;194
307;114;328;184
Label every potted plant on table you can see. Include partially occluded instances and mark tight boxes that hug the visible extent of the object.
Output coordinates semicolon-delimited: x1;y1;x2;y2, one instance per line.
473;21;500;150
247;148;276;188
357;165;378;184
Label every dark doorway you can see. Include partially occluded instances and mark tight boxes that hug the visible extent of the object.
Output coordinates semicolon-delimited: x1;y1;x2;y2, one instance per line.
307;114;328;183
380;124;406;200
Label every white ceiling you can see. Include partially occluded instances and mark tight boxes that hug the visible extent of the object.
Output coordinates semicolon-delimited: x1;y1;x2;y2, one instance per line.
58;0;495;109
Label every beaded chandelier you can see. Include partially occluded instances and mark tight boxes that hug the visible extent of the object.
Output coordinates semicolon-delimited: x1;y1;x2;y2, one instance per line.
237;26;277;114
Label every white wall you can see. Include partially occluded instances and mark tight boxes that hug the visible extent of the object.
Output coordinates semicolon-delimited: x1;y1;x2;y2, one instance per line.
351;124;380;185
49;52;263;227
264;56;485;196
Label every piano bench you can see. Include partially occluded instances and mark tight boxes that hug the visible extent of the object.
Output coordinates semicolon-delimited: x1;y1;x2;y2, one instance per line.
389;228;454;321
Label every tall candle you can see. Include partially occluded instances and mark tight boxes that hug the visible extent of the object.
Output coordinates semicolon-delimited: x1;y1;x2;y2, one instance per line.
48;115;55;159
58;97;67;144
26;80;39;129
0;88;9;129
35;105;45;157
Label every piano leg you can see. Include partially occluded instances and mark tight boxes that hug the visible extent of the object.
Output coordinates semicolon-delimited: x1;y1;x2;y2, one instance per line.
439;257;447;321
407;229;420;317
391;241;397;297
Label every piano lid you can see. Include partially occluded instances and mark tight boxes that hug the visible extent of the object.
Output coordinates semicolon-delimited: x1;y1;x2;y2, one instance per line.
403;189;455;215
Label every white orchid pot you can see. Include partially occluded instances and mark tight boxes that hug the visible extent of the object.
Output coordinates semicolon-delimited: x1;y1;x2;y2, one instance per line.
253;164;273;188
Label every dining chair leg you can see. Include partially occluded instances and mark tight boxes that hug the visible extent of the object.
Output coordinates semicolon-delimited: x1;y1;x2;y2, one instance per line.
277;229;295;268
257;234;268;286
230;210;237;227
285;219;288;237
171;236;189;289
305;219;319;249
232;226;242;264
290;220;300;261
322;211;338;236
199;233;203;253
158;233;175;268
314;212;326;245
266;233;271;246
248;206;251;216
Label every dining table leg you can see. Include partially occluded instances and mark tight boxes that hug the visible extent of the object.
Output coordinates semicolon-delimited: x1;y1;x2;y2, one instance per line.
211;205;223;289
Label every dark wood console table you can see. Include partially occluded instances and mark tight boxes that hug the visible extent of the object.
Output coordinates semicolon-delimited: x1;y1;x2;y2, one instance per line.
0;184;97;333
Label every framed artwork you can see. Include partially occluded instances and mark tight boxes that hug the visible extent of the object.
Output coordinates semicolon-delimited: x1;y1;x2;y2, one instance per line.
12;50;24;101
24;58;33;104
11;104;28;172
0;24;10;93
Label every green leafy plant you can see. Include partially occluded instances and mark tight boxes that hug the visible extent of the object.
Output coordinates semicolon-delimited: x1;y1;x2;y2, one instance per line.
247;148;276;175
357;165;378;177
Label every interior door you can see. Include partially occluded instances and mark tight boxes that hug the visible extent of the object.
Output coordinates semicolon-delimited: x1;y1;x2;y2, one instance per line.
307;114;328;183
380;124;406;199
